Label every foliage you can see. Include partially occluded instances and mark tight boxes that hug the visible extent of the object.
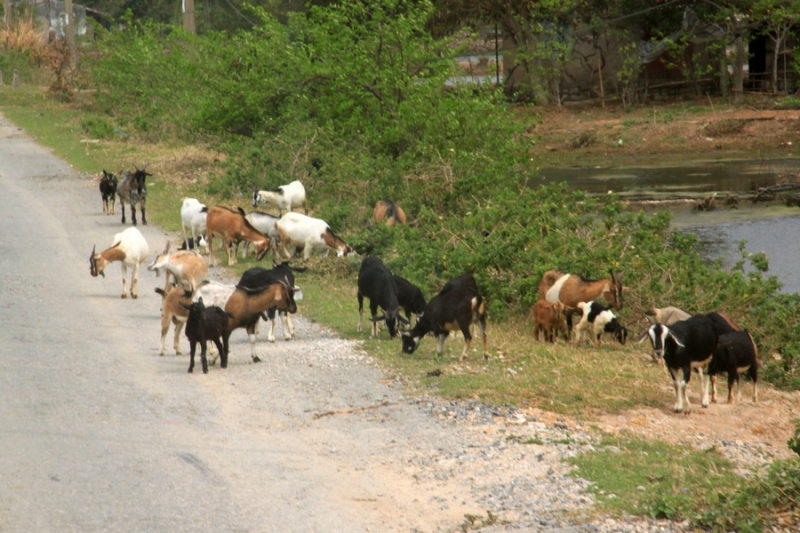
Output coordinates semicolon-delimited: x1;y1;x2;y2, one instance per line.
790;419;800;457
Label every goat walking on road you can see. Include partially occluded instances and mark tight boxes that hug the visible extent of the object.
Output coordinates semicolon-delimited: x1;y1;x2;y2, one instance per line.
182;297;232;374
89;227;150;299
99;170;118;215
117;165;151;226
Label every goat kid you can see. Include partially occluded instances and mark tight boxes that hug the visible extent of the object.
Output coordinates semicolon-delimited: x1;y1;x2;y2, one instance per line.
638;314;718;413
539;269;624;311
252;180;306;216
206;206;270;266
89;227;150;299
532;300;567;343
373;200;407;227
99;170;118;215
401;274;488;361
181;297;232;374
147;241;208;295
573;301;628;348
276;212;354;260
357;257;408;338
117;165;151;225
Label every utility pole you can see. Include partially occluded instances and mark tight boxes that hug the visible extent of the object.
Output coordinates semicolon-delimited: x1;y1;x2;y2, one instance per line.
4;0;11;53
182;0;195;34
64;0;74;56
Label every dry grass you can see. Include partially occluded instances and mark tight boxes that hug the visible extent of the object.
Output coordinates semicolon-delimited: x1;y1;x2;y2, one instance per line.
0;17;46;53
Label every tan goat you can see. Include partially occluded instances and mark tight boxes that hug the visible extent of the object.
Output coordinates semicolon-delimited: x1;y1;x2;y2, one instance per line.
373;200;407;227
154;286;192;356
539;269;625;310
206;206;270;266
532;300;567;343
147;241;208;296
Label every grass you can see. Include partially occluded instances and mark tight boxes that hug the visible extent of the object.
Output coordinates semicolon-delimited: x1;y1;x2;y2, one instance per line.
5;82;796;531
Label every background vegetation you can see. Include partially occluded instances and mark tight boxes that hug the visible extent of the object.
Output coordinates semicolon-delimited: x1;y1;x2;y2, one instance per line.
2;0;800;529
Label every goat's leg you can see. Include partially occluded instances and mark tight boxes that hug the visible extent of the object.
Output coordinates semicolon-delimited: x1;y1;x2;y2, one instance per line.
282;311;294;340
141;200;147;225
533;320;541;342
266;308;277;343
173;318;186;355
357;294;364;332
199;340;208;374
247;324;261;363
226;238;236;266
188;341;197;373
370;301;380;337
435;333;447;358
120;263;128;299
131;263;140;299
131;201;137;226
697;367;709;408
110;197;115;215
159;315;171;356
749;366;758;402
211;340;224;370
710;374;718;403
120;202;126;224
458;322;473;361
477;316;488;360
669;367;684;412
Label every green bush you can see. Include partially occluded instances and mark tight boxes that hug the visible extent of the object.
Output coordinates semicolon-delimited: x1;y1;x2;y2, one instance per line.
79;117;115;139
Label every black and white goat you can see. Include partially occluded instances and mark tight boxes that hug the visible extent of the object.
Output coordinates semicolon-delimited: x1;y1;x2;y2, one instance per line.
392;275;427;325
252;180;306;216
117;165;151;226
639;314;719;413
99;170;118;215
357;257;408;338
181;297;232;374
573;301;628;347
401;274;488;361
708;330;759;404
237;262;305;342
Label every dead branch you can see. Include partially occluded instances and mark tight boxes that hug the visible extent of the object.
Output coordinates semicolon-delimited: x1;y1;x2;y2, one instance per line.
313;400;393;419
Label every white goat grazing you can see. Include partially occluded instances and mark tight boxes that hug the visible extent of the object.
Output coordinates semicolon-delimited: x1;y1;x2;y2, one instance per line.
239;211;280;258
252;180;306;216
89;227;150;299
147;241;208;295
180;198;208;251
275;212;355;260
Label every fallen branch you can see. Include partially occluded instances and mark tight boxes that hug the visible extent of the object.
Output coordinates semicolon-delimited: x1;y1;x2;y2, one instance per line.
313;400;394;419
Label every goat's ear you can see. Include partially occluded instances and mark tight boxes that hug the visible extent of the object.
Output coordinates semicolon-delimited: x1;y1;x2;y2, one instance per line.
397;315;410;325
637;330;651;344
162;241;170;254
668;330;685;348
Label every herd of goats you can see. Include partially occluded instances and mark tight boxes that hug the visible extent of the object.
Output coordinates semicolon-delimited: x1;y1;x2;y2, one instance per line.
87;167;760;414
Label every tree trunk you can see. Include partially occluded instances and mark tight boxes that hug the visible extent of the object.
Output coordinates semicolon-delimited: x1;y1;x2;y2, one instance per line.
733;34;745;103
772;36;780;94
719;54;729;97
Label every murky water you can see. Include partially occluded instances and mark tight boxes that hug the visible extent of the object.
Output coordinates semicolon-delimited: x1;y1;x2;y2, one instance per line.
542;160;800;294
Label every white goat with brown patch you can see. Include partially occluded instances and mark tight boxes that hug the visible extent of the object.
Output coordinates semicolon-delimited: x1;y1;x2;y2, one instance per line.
89;227;150;299
276;212;354;260
539;269;625;310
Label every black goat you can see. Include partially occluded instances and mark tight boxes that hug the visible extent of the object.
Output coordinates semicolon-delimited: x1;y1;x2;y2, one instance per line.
639;314;718;413
357;256;408;338
708;331;759;404
117;165;151;225
392;275;427;324
401;274;488;361
99;170;118;215
237;262;305;342
181;297;232;374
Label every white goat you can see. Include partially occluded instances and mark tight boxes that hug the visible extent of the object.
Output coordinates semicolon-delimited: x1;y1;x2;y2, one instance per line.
275;212;355;260
239;211;280;258
147;241;208;295
89;227;150;299
180;198;208;251
252;180;306;216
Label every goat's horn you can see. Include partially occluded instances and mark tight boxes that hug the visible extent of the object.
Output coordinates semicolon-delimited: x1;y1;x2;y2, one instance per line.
397;315;410;325
91;244;96;256
645;315;657;326
163;241;170;254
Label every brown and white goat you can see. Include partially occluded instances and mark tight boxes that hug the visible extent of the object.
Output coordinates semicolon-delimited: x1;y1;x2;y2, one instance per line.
147;241;208;295
373;200;407;227
89;227;150;299
154;286;191;356
539;269;625;310
532;300;567;343
224;281;298;366
276;212;355;260
206;206;270;266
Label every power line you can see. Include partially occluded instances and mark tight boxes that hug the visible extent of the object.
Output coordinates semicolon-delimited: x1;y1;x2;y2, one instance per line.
220;0;255;27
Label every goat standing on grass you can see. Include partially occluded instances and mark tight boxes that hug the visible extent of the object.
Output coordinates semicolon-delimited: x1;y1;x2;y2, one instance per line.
99;170;118;215
357;257;409;338
182;297;232;374
117;165;151;225
206;206;271;266
275;212;355;260
393;275;427;325
252;180;306;216
573;301;628;347
708;330;759;404
532;300;567;343
89;227;150;299
539;269;624;311
373;200;407;227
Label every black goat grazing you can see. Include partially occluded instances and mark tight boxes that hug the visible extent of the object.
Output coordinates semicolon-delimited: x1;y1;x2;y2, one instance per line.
237;261;306;342
99;170;118;215
708;331;759;404
181;297;232;374
117;165;151;225
357;256;408;338
401;273;488;361
639;314;719;413
392;275;427;324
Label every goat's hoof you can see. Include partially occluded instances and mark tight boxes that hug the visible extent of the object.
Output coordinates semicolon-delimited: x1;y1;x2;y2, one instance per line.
483;354;489;361
267;337;275;343
188;369;193;373
252;356;262;363
702;404;709;408
120;293;127;299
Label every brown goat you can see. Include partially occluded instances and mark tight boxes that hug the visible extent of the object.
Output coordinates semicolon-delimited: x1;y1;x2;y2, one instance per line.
373;200;407;227
538;269;624;310
206;206;270;266
154;286;191;356
224;281;298;366
532;300;567;343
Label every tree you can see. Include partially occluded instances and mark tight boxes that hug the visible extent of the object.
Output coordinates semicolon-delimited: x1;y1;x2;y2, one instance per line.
752;0;800;94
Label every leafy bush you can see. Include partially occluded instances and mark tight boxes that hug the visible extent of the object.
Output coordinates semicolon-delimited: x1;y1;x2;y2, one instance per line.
80;117;115;139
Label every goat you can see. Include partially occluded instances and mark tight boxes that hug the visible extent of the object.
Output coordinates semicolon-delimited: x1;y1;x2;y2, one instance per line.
224;277;298;366
373;200;407;227
393;275;427;324
539;269;625;312
99;170;118;215
275;212;354;260
646;306;691;326
573;301;628;348
180;198;208;251
206;206;270;266
117;165;151;225
401;274;488;361
252;180;306;216
236;262;306;342
181;298;232;374
154;286;191;356
147;241;208;296
531;300;567;343
89;227;150;299
238;211;280;258
638;314;719;413
357;257;409;338
708;330;759;404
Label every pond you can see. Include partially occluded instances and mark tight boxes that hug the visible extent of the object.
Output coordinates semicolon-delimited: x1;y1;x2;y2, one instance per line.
541;159;800;294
